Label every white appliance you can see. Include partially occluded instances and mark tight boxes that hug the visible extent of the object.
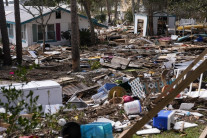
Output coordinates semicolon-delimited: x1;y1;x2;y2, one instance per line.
0;80;62;105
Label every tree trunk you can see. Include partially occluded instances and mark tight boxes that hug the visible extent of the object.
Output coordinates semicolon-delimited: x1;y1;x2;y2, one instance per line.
132;0;135;22
114;0;118;25
71;0;80;72
105;0;111;24
0;0;11;65
14;0;22;65
42;26;46;52
137;0;140;13
148;4;154;36
5;0;8;6
101;6;103;13
81;0;96;46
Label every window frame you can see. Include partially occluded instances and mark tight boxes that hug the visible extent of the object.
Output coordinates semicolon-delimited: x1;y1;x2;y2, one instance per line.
47;24;55;41
36;24;56;42
7;23;14;38
56;11;61;19
21;24;27;41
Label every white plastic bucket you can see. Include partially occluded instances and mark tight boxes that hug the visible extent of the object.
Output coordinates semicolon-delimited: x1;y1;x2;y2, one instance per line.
124;100;141;115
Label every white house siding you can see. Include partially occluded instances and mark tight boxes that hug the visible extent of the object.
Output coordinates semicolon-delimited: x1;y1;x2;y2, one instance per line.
27;10;90;46
6;10;91;47
134;14;148;37
7;23;29;47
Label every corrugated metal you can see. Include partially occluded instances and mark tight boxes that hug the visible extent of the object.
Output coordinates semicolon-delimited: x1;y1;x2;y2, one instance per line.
63;82;88;96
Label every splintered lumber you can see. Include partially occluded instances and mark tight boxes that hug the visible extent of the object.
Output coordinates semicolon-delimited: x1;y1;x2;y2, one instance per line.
63;83;99;96
101;56;130;69
154;48;207;104
101;62;120;69
119;59;207;138
199;126;207;138
114;39;126;43
111;56;130;69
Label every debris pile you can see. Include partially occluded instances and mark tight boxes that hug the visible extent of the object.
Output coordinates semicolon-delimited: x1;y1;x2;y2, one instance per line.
0;25;207;138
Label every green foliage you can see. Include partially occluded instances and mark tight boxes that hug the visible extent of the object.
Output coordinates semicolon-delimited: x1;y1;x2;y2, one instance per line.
0;87;43;136
95;14;106;23
61;29;98;46
88;60;101;70
168;0;207;20
61;30;71;41
22;0;63;6
15;64;39;82
124;8;134;24
79;28;92;46
0;65;43;136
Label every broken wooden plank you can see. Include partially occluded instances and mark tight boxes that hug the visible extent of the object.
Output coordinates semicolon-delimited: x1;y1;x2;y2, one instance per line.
63;83;99;96
76;84;99;94
199;126;207;138
101;62;120;69
53;77;75;86
92;74;107;82
111;56;130;66
63;83;88;96
128;62;142;68
114;39;126;43
119;59;207;138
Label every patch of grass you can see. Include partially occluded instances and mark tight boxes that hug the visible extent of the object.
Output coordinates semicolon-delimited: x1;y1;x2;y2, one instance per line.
133;125;206;138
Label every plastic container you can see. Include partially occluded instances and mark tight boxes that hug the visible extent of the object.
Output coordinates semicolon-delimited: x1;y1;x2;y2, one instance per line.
124;100;141;115
153;110;175;130
81;122;113;138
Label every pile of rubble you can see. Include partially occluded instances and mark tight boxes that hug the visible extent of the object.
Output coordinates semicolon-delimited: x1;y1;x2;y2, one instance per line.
0;25;207;137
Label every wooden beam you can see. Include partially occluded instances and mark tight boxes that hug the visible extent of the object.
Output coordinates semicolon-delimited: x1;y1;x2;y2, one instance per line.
154;48;207;104
119;59;207;138
199;126;207;138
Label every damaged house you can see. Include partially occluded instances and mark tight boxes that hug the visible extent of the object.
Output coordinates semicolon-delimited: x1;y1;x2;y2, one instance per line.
134;11;176;36
2;6;106;47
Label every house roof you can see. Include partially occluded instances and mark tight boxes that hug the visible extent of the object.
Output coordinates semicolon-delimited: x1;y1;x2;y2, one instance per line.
4;6;107;28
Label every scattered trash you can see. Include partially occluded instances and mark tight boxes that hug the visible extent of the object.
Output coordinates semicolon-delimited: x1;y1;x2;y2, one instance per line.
179;103;195;110
124;100;141;115
136;128;161;135
58;118;67;126
122;95;134;103
173;121;198;130
153;110;175;130
81;122;113;138
61;122;81;138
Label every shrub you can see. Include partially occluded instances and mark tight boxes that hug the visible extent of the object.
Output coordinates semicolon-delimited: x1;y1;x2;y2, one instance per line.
124;8;133;24
61;29;98;46
0;87;43;136
88;60;101;70
95;14;106;23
